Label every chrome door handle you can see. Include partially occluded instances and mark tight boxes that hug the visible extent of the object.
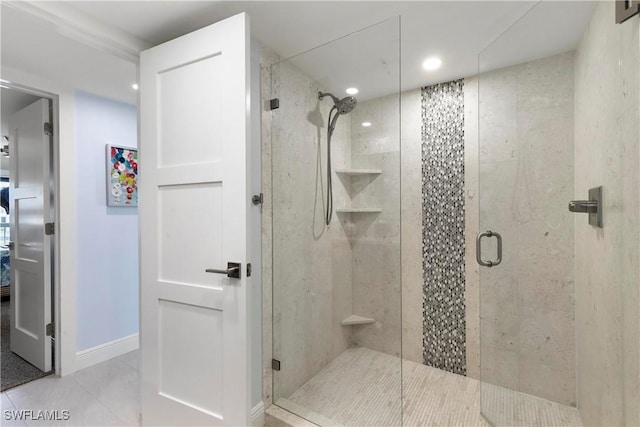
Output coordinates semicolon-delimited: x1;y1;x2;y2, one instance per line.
7;241;14;250
476;231;502;268
206;262;241;279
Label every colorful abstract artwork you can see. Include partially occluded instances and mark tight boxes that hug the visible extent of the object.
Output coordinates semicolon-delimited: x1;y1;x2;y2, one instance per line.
107;144;138;207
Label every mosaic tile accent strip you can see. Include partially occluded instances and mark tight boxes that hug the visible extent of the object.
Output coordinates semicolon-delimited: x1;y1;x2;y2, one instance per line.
421;79;466;375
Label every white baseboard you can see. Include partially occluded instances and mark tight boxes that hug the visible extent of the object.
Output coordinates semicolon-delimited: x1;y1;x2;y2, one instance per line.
251;401;265;427
75;333;139;371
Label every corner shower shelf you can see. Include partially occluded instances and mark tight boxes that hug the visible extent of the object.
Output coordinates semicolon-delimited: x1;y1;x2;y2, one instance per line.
335;208;382;213
340;315;375;326
335;168;382;176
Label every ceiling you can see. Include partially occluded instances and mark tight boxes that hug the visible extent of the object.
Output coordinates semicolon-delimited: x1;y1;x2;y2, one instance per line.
1;4;138;104
2;1;596;104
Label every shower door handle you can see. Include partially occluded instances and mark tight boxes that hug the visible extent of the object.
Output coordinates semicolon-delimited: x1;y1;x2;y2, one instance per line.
476;231;502;268
205;262;241;279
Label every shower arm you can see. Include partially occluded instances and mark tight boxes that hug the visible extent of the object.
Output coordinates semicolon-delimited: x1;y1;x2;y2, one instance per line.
318;91;340;105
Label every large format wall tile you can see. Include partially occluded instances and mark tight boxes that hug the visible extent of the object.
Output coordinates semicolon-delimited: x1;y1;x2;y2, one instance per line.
574;2;640;425
349;93;402;358
463;77;480;380
269;58;354;400
260;43;279;407
401;89;425;364
476;51;576;406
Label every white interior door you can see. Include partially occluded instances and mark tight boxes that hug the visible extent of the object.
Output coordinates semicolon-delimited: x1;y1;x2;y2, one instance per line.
139;13;251;426
8;97;52;373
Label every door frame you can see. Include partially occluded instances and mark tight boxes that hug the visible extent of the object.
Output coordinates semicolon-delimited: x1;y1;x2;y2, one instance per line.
1;71;76;376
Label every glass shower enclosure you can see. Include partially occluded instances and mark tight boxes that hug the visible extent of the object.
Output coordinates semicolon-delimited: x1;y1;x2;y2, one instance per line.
477;2;590;425
269;17;402;426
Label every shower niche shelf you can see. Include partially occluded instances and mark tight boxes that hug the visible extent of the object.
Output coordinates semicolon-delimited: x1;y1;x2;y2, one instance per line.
336;208;382;214
335;168;382;176
340;315;375;326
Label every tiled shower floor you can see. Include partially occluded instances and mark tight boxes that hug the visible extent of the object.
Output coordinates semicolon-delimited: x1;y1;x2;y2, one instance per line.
275;346;582;427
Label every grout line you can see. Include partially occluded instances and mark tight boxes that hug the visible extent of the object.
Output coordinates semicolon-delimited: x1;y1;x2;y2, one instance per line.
74;360;139;426
4;391;17;407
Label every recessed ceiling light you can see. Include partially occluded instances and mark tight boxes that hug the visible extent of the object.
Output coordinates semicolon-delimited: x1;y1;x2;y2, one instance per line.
422;57;442;71
362;122;372;127
346;87;359;95
132;83;139;91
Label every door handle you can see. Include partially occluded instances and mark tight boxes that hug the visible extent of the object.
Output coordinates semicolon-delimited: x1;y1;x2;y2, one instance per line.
476;231;502;268
7;241;14;250
205;262;241;279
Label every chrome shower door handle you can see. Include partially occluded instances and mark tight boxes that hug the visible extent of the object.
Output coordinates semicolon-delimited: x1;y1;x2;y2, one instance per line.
476;231;502;268
205;262;241;279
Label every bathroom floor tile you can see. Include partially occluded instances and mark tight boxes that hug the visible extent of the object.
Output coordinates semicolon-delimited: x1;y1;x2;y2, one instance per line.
275;346;582;427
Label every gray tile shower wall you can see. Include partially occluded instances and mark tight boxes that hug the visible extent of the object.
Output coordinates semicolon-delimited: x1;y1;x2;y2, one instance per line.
269;57;354;401
475;52;576;406
421;80;467;375
574;2;640;424
349;93;402;358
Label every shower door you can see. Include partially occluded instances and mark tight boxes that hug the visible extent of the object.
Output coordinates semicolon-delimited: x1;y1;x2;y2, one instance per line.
476;2;578;425
476;2;639;425
269;17;402;427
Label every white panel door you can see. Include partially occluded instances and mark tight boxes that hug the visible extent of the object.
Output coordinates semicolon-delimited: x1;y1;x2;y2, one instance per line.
139;13;251;426
8;98;52;373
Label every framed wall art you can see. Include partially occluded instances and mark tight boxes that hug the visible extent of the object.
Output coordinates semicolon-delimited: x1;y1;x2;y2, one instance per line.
106;144;138;207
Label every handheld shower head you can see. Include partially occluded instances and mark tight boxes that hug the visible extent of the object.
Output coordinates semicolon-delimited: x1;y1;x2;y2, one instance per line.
319;91;358;132
336;96;357;114
317;90;358;226
318;91;358;115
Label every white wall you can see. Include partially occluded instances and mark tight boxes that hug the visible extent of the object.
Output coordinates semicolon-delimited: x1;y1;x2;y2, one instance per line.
74;90;139;352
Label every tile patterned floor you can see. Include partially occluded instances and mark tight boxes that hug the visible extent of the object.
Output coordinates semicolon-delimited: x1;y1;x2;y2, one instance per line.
276;346;583;427
0;351;139;427
1;346;583;427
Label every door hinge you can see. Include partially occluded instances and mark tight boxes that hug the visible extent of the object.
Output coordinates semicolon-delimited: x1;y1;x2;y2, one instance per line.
252;193;263;205
44;122;53;136
46;322;54;336
45;222;55;235
272;359;281;371
269;98;279;110
247;263;252;277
